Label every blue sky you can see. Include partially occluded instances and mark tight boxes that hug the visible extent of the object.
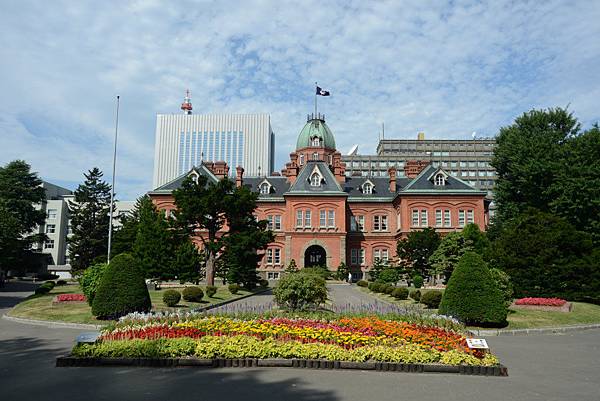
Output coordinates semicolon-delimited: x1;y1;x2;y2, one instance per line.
1;0;599;200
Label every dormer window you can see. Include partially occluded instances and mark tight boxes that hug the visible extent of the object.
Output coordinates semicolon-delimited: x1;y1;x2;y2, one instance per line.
362;181;373;194
310;172;321;186
188;170;200;183
259;181;272;194
434;173;446;186
311;137;321;147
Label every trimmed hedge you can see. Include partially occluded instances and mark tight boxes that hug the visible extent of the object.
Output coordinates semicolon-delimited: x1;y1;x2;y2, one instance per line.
35;286;50;295
228;283;240;294
421;291;443;309
91;254;151;320
357;280;368;288
413;275;424;289
205;285;217;298
182;286;204;302
384;285;395;295
438;252;507;327
163;290;181;307
410;289;421;302
392;287;409;300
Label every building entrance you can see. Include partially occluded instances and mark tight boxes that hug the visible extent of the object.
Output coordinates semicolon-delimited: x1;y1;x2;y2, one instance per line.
304;245;326;267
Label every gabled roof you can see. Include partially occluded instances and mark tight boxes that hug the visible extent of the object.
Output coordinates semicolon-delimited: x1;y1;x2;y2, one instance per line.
286;161;345;195
401;165;485;194
244;177;290;200
149;165;219;194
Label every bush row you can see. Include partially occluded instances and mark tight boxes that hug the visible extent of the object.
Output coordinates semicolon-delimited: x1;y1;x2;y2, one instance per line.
364;281;442;307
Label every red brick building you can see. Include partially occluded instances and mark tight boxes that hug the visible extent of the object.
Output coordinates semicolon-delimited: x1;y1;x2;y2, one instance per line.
149;115;489;279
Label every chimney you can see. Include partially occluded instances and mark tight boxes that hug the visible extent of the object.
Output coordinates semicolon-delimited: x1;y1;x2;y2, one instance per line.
332;151;346;184
388;167;397;192
404;160;428;179
235;166;244;188
204;161;229;179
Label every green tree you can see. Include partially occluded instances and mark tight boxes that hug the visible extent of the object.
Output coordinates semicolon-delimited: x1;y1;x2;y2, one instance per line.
0;160;46;272
488;209;599;300
429;232;466;283
369;257;387;282
110;196;146;256
133;197;174;279
273;272;327;311
335;261;350;281
68;168;113;274
172;239;203;284
173;175;270;286
397;227;441;283
284;259;298;274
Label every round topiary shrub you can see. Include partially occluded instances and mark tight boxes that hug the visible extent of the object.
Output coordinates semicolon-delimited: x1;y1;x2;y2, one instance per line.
91;253;151;320
273;272;327;311
34;286;50;295
384;284;395;295
357;280;368;287
228;283;240;294
413;275;424;289
205;285;217;298
371;282;382;293
421;290;443;308
162;290;181;307
392;287;409;300
438;252;508;327
259;279;269;288
409;289;421;302
182;286;203;302
368;282;376;291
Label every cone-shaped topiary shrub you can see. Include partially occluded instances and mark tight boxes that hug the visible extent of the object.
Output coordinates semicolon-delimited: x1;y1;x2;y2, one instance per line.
438;251;507;327
91;253;151;320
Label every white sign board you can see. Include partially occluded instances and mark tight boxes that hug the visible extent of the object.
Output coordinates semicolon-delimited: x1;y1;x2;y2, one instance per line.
466;338;489;349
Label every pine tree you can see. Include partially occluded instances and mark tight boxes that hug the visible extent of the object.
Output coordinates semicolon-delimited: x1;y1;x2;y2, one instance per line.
67;168;112;274
284;259;298;274
397;227;441;281
133;197;174;279
110;196;146;256
0;160;46;272
172;239;202;284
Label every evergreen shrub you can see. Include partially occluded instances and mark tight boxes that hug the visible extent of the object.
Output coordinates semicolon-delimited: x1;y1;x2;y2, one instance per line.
384;284;395;294
421;291;443;308
259;279;269;288
392;287;409;300
182;286;203;302
273;272;327;311
56;280;67;286
91;254;151;320
205;285;217;298
34;286;50;295
410;289;421;302
162;290;181;307
228;283;240;294
357;280;368;287
438;252;507;327
413;275;424;289
79;263;108;306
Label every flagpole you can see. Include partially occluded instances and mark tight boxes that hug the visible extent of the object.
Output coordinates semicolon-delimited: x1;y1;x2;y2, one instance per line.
107;95;120;264
314;82;318;118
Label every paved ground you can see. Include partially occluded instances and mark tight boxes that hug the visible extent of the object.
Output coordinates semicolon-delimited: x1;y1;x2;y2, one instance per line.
2;281;600;401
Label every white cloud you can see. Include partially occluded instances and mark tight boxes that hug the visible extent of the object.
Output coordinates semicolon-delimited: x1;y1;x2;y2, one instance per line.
0;0;599;199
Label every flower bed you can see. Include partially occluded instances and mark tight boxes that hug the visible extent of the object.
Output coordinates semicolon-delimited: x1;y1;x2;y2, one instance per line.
515;298;567;306
512;298;571;313
53;294;87;303
71;315;500;367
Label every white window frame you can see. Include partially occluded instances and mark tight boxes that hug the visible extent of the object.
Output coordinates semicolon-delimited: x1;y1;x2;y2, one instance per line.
47;209;57;219
299;154;304;165
350;216;357;232
266;249;273;264
373;215;380;231
304;209;311;227
357;215;365;231
420;210;428;227
359;249;365;265
259;182;270;194
310;172;321;186
444;210;451;227
274;215;281;230
312;152;319;160
351;249;358;265
296;210;303;227
319;210;326;227
412;210;419;226
435;174;445;186
44;240;54;249
467;209;474;224
373;249;381;263
267;272;280;280
311;137;320;147
46;224;56;234
363;183;373;194
327;210;335;227
435;210;442;227
381;249;389;263
267;216;273;230
458;210;466;227
274;249;281;265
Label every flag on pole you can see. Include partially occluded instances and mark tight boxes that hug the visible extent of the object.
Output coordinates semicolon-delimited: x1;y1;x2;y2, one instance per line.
316;86;330;96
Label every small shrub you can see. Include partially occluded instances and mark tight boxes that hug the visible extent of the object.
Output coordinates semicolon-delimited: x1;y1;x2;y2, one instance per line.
34;286;50;295
205;285;217;298
368;282;376;291
392;287;409;300
489;268;514;307
44;281;56;288
228;283;240;294
410;289;421;302
421;291;443;308
79;263;108;306
162;290;181;307
56;280;67;286
371;283;383;293
384;285;395;295
413;275;424;289
91;254;151;320
357;280;368;288
300;266;330;280
182;286;203;302
273;272;327;311
377;268;400;284
259;279;269;288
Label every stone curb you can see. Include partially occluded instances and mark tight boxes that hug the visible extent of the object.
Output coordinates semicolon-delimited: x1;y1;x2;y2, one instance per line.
2;314;103;330
471;323;600;336
190;287;271;313
55;356;508;376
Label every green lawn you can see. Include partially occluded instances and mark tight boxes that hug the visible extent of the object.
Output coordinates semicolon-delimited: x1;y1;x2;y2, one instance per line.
8;283;255;325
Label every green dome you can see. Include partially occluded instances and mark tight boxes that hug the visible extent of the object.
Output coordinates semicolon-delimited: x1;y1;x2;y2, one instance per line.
296;118;336;150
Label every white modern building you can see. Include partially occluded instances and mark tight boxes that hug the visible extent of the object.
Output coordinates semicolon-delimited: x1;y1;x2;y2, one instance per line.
152;94;275;188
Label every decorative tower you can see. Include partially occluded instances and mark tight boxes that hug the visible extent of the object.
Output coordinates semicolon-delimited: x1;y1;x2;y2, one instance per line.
181;90;193;115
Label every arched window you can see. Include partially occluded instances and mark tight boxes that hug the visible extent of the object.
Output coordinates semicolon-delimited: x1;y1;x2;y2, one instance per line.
310;172;321;187
260;182;270;194
312;152;319;160
299;154;304;165
311;137;321;147
363;182;373;194
435;173;445;186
